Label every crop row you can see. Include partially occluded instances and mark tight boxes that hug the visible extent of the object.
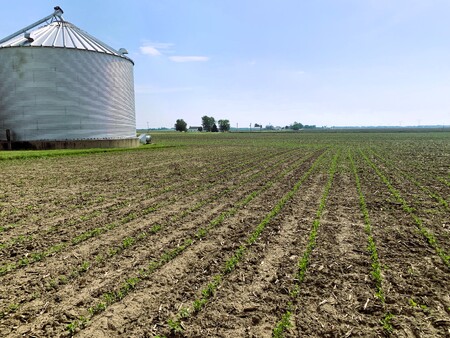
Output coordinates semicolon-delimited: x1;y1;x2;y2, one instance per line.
360;151;449;267
4;132;448;337
272;150;339;337
45;148;308;290
368;149;449;211
349;151;394;334
369;140;450;193
0;149;310;322
65;150;327;335
2;143;274;229
353;146;449;335
0;147;266;243
0;148;319;331
0;147;292;268
161;150;329;336
0;149;296;321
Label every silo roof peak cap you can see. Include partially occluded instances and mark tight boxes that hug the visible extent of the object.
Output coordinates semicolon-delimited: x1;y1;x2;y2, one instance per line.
53;6;64;20
54;6;64;15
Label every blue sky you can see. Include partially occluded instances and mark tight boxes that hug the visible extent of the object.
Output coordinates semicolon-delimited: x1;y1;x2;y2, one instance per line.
1;1;449;128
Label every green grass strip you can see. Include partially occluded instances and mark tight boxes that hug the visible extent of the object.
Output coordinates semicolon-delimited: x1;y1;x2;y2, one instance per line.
272;150;339;337
0;144;173;161
349;151;385;303
361;151;449;267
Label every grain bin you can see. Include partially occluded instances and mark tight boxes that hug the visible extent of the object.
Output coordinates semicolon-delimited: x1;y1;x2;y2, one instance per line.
0;7;138;149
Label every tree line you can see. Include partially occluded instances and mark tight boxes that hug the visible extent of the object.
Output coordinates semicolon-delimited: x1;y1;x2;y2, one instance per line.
255;122;316;130
174;118;316;132
175;116;230;132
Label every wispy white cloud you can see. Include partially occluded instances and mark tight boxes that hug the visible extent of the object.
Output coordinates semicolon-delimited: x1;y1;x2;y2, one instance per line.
169;56;209;63
140;42;173;56
140;45;161;56
139;42;208;63
135;84;194;94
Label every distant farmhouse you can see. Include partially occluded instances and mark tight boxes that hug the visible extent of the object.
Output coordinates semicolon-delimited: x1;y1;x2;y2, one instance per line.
188;126;203;132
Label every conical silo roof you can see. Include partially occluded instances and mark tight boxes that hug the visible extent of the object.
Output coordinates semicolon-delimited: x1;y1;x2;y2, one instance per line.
0;15;131;61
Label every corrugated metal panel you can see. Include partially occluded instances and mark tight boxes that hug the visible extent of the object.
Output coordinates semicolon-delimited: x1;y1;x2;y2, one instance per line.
0;21;131;61
0;47;135;141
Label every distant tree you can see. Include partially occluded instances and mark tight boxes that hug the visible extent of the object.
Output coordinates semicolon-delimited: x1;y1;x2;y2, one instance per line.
254;123;263;131
175;119;187;132
211;123;219;132
265;124;275;130
304;125;316;129
201;116;215;132
291;122;303;130
218;119;230;132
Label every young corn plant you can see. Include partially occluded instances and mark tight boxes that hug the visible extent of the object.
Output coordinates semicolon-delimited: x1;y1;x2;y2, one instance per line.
274;150;339;337
380;312;394;334
1;151;266;278
369;149;449;211
361;150;449;267
272;310;293;338
66;151;324;335
291;151;339;297
349;151;385;303
166;151;327;335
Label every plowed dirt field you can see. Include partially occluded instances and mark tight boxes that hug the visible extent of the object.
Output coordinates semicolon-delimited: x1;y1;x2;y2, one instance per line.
1;131;449;337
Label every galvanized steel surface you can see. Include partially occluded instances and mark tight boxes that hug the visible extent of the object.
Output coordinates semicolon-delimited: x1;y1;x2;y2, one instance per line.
0;47;135;141
0;21;131;61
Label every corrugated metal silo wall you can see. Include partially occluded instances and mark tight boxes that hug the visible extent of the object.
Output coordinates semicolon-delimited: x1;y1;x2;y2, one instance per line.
0;47;135;141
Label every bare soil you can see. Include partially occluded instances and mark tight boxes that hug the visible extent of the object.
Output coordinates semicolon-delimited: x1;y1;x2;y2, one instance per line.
0;132;448;338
